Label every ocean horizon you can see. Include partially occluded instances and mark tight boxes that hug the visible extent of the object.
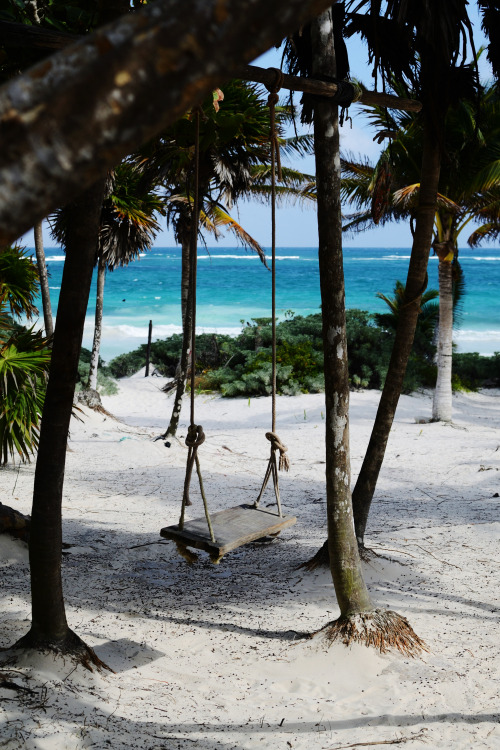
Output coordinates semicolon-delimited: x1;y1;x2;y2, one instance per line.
30;245;500;362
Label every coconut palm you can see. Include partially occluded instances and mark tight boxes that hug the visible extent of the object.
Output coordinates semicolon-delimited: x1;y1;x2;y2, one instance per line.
50;162;163;393
339;0;483;548
0;244;51;464
136;79;315;438
342;78;500;421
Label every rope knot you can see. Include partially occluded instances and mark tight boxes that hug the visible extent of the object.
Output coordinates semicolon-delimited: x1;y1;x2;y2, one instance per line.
185;424;206;449
265;431;290;472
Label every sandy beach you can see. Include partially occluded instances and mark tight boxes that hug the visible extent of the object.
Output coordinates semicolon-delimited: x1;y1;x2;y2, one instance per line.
1;376;499;749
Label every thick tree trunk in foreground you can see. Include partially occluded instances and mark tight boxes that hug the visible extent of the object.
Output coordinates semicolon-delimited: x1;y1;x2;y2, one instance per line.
14;182;108;669
309;11;424;654
0;0;336;246
351;130;442;546
432;254;454;422
33;220;53;339
88;255;106;392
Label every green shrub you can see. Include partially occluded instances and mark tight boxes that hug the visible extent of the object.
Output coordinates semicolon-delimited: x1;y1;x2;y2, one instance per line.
103;311;500;398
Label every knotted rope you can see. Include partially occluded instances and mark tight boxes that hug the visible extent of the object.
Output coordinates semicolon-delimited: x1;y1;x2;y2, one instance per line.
178;109;216;544
254;72;290;517
266;431;289;472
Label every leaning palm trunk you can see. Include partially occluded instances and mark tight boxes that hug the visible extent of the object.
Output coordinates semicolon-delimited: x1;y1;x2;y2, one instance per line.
351;128;441;546
310;11;424;654
432;251;454;422
87;254;106;391
33;220;54;339
13;182;109;669
304;110;443;572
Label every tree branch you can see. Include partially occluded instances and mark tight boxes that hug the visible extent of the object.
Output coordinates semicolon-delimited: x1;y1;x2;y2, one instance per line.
0;0;336;245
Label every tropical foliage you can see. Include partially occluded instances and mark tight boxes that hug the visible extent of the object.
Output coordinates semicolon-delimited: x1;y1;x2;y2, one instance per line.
106;300;448;397
0;245;51;464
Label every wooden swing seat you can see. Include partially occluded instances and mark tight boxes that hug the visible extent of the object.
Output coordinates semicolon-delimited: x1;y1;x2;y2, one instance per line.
160;504;296;559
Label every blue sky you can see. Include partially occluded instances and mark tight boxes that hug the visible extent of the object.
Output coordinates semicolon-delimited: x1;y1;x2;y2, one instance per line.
24;4;493;250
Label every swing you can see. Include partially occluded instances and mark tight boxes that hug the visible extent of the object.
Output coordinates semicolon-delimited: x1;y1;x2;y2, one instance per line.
160;75;296;562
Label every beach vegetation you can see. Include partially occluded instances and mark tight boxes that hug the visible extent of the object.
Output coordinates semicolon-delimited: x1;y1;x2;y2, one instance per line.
106;304;442;396
0;245;51;465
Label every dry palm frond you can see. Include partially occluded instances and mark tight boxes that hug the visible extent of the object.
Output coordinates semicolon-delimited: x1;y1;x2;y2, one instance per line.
316;609;428;657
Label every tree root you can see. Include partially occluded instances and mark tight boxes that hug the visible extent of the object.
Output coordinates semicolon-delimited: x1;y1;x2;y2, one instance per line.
316;609;428;657
10;628;113;673
75;388;116;419
297;539;329;571
298;540;377;571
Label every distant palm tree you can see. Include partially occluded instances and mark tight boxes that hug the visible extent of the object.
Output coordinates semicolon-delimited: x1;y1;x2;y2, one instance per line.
342;78;500;421
51;162;163;393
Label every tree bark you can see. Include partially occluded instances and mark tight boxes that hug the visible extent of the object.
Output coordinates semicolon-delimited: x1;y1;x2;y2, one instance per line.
33;220;54;339
87;254;106;391
432;248;454;422
14;181;107;665
351;128;442;545
311;11;372;617
165;234;194;440
0;0;336;246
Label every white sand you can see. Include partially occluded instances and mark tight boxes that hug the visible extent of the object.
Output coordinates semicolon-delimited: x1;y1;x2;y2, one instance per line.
1;377;499;749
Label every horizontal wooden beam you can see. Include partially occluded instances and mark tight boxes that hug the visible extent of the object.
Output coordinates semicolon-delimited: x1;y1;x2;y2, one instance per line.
240;64;422;112
0;22;421;113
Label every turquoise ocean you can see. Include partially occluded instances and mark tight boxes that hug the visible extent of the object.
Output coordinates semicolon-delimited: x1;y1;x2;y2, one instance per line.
33;246;500;362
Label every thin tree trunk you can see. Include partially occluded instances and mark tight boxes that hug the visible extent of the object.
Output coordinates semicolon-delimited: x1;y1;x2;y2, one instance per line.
432;257;453;422
308;12;424;654
165;234;194;440
87;254;106;391
33;220;54;338
14;182;108;669
351;128;442;545
311;11;372;617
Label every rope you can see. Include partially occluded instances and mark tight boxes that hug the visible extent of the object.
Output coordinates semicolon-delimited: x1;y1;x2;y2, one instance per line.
254;73;290;517
178;109;216;544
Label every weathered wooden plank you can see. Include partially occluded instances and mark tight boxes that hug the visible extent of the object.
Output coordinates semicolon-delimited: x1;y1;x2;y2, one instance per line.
160;504;297;558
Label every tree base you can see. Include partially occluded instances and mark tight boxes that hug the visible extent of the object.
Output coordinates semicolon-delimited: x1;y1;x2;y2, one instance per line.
76;388;115;418
298;539;376;571
316;609;428;657
9;628;113;673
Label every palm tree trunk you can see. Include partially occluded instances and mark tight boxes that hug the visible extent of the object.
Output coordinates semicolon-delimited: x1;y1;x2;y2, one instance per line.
87;254;106;391
351;127;442;545
308;12;424;654
14;182;108;669
432;257;453;422
165;233;194;439
33;220;54;339
311;11;372;617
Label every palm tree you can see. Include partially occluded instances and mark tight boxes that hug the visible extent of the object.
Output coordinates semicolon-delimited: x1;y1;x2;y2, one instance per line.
33;221;54;339
0;244;51;464
136;79;314;439
340;0;481;547
50;163;162;394
341;79;500;421
281;6;425;652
